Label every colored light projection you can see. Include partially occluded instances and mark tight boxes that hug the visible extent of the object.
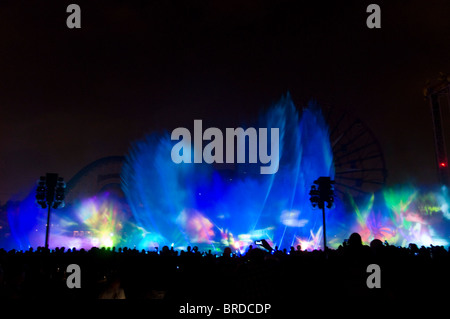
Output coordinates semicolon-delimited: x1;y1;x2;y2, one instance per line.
2;95;450;251
5;191;130;250
5;184;449;250
345;185;450;247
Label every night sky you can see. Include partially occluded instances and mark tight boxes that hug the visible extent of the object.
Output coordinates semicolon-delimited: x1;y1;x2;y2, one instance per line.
1;0;450;203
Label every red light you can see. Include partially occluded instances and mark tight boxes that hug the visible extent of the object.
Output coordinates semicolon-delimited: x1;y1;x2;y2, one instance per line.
440;162;447;168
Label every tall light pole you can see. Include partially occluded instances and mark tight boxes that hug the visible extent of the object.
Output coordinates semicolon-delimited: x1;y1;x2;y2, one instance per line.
309;177;335;255
36;173;66;249
424;73;450;186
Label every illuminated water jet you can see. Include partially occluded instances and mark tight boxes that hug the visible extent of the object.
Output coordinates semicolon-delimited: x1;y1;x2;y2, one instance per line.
122;95;335;250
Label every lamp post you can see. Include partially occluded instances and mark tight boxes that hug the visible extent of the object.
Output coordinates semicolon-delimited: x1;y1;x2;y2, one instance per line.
309;177;335;255
36;173;66;249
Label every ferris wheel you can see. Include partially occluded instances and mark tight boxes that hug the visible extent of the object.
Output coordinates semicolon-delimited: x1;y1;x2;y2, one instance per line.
321;103;388;198
65;156;125;204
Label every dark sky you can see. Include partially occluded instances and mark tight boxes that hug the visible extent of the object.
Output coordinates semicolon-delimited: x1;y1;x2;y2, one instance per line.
1;0;450;202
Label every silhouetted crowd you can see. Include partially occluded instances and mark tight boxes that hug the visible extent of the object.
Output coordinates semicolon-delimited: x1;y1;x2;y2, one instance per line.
0;233;449;304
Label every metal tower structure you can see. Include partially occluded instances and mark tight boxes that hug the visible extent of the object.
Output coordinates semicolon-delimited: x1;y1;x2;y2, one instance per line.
424;73;450;186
